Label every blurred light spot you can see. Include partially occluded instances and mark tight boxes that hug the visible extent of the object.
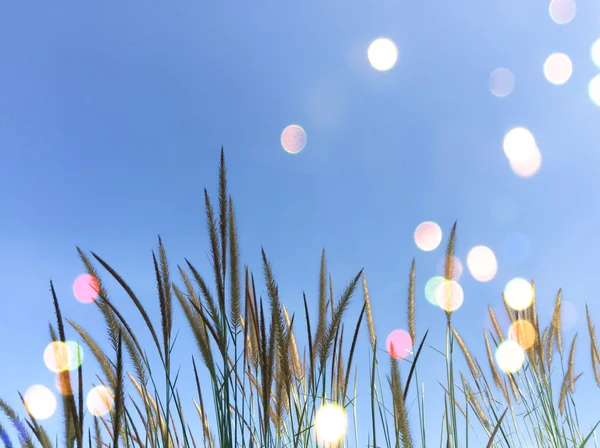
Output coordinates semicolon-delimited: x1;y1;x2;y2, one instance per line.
504;278;533;310
65;341;84;371
414;221;442;251
368;38;398;71
503;232;530;264
425;276;445;306
386;329;413;359
544;53;573;85
591;39;600;68
436;280;464;312
562;301;577;330
489;68;515;97
508;319;536;349
589;75;600;106
24;385;56;420
315;403;347;444
467;246;498;282
73;274;100;304
55;372;73;395
509;145;542;178
491;195;518;225
503;127;537;164
43;342;69;373
87;386;114;417
281;125;307;154
496;340;525;373
44;341;84;373
436;256;463;281
549;0;576;24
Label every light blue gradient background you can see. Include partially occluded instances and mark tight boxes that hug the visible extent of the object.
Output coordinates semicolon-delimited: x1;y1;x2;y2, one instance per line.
1;0;600;445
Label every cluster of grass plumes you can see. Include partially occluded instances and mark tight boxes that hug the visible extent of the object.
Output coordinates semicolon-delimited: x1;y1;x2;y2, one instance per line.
1;149;600;448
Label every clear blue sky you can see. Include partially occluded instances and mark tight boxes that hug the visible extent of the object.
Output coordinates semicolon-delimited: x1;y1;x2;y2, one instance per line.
2;0;600;445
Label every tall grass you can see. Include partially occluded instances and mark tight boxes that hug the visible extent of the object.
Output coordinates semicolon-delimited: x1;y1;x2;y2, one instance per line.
2;149;600;447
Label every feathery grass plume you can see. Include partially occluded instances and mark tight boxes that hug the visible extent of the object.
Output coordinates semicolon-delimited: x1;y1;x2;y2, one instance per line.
204;187;225;314
184;258;223;343
488;306;504;343
111;333;124;448
585;304;600;387
0;399;34;448
66;319;117;390
452;327;479;381
283;305;303;379
484;331;509;400
172;283;215;375
408;258;416;345
390;355;413;448
93;417;102;448
558;368;571;415
319;269;363;369
545;318;556;372
21;391;56;448
0;423;12;448
218;147;228;293
567;333;578;392
443;222;457;323
460;373;491;432
228;196;241;331
551;289;563;355
95;293;148;388
361;272;377;351
314;249;328;362
336;333;345;402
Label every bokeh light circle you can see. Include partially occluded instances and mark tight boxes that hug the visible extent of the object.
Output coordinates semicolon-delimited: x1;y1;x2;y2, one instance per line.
281;125;307;154
543;53;573;85
315;404;347;444
503;127;537;164
549;0;576;24
386;329;413;359
44;341;84;373
425;276;445;306
414;221;442;251
43;342;70;373
24;385;56;420
495;340;525;373
504;278;533;310
367;38;398;71
508;319;536;349
73;274;100;304
467;246;498;282
509;145;542;178
589;75;600;106
591;39;600;68
436;280;464;312
489;68;515;97
87;385;114;417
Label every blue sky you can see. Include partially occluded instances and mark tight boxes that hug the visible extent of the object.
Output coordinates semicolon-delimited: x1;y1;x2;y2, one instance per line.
2;0;600;445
